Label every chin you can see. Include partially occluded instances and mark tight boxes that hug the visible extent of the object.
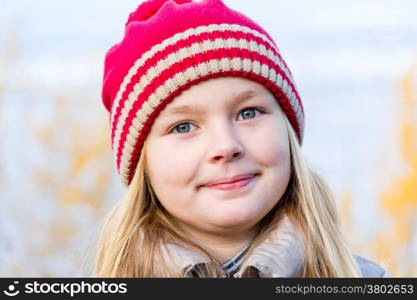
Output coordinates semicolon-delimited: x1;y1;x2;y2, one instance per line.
210;210;259;229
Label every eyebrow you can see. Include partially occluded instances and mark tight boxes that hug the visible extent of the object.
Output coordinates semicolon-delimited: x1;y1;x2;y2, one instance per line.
165;89;257;115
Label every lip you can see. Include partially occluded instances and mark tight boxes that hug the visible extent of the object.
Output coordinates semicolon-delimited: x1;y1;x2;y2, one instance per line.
203;173;258;190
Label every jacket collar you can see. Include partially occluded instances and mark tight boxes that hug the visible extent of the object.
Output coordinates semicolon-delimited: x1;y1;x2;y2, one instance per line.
162;215;306;277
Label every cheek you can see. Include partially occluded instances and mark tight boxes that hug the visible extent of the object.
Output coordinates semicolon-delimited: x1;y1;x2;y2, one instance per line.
145;140;198;208
249;122;290;167
248;121;291;199
146;140;191;183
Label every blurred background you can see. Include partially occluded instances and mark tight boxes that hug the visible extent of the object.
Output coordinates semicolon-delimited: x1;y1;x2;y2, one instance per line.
0;0;416;277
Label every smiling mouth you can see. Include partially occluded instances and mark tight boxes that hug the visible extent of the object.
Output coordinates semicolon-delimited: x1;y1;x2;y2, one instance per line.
201;173;259;191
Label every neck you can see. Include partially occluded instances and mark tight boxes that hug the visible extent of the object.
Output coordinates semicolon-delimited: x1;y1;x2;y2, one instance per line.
179;223;259;264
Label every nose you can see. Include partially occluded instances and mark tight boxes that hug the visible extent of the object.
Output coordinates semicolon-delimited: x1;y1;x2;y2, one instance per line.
207;121;244;163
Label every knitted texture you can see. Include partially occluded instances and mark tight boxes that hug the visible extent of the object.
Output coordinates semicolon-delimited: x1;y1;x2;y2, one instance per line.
101;0;305;187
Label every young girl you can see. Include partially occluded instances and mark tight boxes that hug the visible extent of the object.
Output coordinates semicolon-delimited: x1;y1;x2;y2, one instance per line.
95;0;389;277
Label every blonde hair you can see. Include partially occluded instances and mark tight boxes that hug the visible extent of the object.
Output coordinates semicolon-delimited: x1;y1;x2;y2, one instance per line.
94;116;361;277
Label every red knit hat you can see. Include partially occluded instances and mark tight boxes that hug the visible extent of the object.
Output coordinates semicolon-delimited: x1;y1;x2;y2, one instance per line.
102;0;305;187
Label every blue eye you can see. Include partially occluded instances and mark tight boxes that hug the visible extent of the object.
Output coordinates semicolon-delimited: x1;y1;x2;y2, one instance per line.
238;107;261;120
169;107;263;135
171;122;196;135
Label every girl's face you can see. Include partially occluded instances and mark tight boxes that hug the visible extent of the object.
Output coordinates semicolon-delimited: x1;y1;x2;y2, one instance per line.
144;77;291;236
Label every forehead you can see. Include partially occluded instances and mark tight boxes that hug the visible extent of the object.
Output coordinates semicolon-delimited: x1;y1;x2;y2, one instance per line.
163;89;257;115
